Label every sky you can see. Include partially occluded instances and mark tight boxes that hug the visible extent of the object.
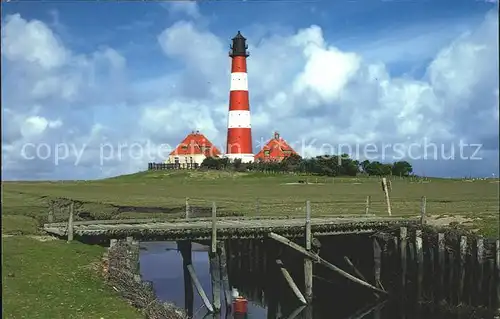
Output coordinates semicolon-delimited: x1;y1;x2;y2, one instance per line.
1;0;499;180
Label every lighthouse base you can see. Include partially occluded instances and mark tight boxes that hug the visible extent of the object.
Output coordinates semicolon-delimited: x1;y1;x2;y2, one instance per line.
225;153;254;163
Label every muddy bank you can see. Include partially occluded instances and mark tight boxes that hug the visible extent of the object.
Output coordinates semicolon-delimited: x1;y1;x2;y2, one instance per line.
103;239;187;319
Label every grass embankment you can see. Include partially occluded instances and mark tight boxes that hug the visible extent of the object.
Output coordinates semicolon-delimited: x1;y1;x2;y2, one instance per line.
1;171;498;317
3;170;499;236
2;236;141;319
2;186;142;318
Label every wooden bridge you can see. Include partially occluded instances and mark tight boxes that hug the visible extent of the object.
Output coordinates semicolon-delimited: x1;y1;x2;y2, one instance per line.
43;215;420;241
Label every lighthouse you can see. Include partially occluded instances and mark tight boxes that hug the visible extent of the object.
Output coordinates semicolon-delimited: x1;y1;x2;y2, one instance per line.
225;31;254;163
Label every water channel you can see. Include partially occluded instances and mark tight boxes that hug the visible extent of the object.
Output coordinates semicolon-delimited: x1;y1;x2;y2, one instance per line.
138;240;497;319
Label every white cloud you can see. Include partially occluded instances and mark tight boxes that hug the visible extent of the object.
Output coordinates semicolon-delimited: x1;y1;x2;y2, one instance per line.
164;1;201;19
1;8;498;180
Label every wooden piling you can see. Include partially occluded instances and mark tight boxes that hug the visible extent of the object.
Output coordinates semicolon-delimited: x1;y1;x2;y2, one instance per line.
476;236;484;302
400;227;407;289
428;245;435;302
459;236;467;302
268;232;387;295
67;201;74;242
187;264;214;313
381;178;392;216
178;241;194;317
415;229;423;300
276;259;307;305
496;239;500;311
344;255;379;298
373;238;382;290
420;196;426;225
438;233;445;299
304;201;313;304
209;250;222;312
185;197;190;219
217;242;231;308
448;249;455;304
489;258;495;308
365;196;371;215
211;202;217;254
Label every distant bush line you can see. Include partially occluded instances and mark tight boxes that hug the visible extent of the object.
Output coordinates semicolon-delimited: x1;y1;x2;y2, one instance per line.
200;154;414;177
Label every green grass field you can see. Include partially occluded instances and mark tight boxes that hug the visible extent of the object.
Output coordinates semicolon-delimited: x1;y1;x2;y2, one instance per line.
2;170;499;235
2;237;141;319
1;170;498;318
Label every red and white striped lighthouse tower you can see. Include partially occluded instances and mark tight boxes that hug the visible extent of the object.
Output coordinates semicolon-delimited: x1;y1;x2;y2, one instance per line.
225;31;254;163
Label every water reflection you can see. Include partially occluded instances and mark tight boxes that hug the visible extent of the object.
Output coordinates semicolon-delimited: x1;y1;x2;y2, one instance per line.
139;241;497;319
139;241;266;319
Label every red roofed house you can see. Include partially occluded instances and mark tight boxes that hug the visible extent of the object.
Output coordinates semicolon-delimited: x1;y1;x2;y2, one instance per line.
254;132;298;163
166;131;221;168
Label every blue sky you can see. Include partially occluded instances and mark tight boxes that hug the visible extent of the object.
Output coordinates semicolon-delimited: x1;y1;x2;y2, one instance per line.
1;0;498;180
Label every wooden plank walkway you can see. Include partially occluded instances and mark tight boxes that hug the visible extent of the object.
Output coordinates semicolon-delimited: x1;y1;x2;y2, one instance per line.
43;216;420;241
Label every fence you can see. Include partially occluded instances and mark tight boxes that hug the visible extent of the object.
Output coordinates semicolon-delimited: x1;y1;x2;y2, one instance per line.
148;163;199;170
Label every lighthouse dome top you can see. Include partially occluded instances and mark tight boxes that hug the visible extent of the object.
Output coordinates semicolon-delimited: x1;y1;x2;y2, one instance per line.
229;31;249;57
232;31;246;41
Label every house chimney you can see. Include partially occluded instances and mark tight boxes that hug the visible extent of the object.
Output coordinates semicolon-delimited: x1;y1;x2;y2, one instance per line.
274;132;280;140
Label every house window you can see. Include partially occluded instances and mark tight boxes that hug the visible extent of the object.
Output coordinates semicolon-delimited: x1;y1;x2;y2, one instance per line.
284;150;291;155
181;145;188;150
264;150;270;156
174;157;179;164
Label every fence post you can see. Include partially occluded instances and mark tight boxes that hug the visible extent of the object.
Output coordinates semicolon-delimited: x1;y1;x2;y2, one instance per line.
185;197;190;219
67;201;74;242
382;178;392;216
365;196;371;215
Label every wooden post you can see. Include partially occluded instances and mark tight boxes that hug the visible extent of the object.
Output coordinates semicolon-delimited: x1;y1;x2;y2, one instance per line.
304;201;313;304
185;197;190;219
476;236;484;302
48;201;54;223
211;202;217;254
438;233;445;300
217;241;231;308
209;249;221;312
400;227;407;289
448;250;455;303
268;232;387;295
276;260;307;305
178;241;194;317
187;264;214;313
365;196;371;215
489;259;495;308
344;255;379;297
373;238;382;290
496;239;500;312
459;236;467;302
416;230;423;300
420;196;426;225
381;178;392;216
67;202;74;242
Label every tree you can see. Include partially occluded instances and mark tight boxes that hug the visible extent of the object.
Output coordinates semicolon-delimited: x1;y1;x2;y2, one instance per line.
392;161;413;177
